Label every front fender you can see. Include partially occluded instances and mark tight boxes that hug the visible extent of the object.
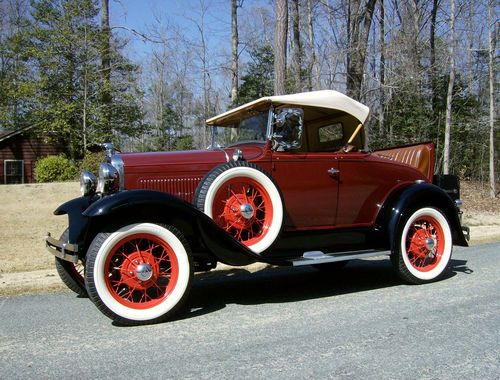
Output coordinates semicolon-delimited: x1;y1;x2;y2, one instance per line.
53;195;97;249
375;182;468;251
81;190;262;266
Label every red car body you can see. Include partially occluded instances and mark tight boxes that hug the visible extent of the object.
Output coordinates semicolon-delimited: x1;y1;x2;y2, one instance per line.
46;90;468;325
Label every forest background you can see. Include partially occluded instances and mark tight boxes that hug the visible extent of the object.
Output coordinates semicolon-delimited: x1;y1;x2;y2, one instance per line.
0;0;498;196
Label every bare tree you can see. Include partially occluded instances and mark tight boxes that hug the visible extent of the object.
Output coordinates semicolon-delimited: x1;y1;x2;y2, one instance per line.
274;0;288;95
488;0;496;197
291;0;301;92
443;0;455;175
306;0;317;91
231;0;241;104
430;0;439;112
101;0;111;127
346;0;377;101
378;0;385;136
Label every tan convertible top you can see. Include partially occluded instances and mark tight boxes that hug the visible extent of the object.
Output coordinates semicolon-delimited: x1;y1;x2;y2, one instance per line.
206;90;370;126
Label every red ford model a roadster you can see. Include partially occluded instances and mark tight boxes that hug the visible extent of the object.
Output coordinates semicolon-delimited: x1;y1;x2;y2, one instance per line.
46;90;469;325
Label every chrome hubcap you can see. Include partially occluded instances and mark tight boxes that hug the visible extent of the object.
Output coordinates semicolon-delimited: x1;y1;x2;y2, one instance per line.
240;203;255;220
425;237;436;251
136;263;153;281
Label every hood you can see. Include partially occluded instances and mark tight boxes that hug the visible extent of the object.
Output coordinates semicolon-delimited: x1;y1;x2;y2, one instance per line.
120;144;266;175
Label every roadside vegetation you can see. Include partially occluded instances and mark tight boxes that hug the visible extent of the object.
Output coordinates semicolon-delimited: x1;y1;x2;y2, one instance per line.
0;0;497;195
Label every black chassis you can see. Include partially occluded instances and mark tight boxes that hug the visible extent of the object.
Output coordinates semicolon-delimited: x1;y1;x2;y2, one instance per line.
46;179;468;270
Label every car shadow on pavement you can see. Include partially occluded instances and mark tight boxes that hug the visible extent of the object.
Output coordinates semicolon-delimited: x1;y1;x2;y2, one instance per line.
179;257;472;321
182;258;400;320
448;259;473;275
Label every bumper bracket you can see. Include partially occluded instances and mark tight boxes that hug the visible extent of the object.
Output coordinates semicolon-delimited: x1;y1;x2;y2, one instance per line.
45;233;79;264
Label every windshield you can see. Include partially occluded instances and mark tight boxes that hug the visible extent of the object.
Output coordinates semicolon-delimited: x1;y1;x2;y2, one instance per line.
212;112;268;147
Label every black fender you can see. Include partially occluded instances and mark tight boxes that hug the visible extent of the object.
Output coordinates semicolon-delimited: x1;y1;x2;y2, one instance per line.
374;182;468;251
75;190;262;266
54;195;97;250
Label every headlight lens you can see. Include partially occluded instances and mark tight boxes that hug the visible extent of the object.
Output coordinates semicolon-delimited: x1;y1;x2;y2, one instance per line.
232;148;243;161
97;163;120;195
80;171;97;196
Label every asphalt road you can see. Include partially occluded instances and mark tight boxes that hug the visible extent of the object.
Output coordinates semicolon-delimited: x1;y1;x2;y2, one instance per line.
1;243;499;379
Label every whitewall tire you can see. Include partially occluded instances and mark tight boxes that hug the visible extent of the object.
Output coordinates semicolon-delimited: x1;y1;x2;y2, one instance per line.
85;223;193;325
194;162;283;254
393;207;453;284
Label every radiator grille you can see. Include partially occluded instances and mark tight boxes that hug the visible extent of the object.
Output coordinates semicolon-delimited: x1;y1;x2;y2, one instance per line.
138;177;203;203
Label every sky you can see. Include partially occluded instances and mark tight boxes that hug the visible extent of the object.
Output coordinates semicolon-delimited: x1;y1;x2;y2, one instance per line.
109;0;236;61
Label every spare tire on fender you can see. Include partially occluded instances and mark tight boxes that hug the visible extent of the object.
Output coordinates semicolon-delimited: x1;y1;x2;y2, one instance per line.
194;161;283;254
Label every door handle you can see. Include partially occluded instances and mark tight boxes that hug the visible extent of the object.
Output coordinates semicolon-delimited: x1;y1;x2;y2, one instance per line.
327;168;339;175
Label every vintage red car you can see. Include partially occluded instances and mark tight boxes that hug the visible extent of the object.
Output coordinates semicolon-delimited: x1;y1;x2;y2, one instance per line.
46;90;469;325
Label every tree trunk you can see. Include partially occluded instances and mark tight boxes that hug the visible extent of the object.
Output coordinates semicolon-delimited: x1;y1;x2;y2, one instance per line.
274;0;288;95
101;0;112;130
231;0;239;105
306;0;316;91
379;0;385;136
443;0;455;175
488;0;496;198
430;0;439;112
346;0;377;101
291;0;301;92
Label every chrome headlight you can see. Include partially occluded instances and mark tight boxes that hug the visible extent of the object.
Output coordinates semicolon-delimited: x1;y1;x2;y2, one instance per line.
232;148;243;161
97;162;120;195
80;171;97;196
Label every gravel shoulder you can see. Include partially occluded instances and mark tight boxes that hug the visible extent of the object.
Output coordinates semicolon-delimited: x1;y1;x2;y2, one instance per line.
0;181;498;296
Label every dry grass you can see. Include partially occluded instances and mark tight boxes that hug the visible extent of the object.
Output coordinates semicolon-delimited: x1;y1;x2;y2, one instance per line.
0;182;79;273
461;181;500;214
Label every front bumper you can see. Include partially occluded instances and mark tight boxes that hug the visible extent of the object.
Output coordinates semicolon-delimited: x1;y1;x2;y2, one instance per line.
462;226;470;241
45;233;79;264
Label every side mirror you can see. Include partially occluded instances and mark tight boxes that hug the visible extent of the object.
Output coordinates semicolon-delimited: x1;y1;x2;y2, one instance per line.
272;108;304;151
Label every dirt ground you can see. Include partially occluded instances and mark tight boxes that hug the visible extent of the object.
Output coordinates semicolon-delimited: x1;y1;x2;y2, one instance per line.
0;181;498;296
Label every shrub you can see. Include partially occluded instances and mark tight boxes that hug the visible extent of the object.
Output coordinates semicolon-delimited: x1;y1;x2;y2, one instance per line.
80;151;105;175
34;155;79;183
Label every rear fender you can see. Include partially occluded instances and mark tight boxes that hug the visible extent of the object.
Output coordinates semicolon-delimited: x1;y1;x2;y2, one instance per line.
81;190;262;266
375;182;468;251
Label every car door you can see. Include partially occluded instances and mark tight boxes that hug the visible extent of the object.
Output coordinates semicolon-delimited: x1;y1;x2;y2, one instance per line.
270;151;340;230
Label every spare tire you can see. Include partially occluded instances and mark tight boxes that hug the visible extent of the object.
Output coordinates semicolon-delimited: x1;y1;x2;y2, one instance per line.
194;161;283;254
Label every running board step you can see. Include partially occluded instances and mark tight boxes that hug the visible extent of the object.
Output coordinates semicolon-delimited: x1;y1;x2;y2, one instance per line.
290;249;390;267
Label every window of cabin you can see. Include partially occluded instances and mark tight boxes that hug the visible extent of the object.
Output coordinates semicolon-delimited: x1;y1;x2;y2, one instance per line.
4;160;24;184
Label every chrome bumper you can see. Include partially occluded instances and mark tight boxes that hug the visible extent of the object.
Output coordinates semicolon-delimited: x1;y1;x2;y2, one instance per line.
45;233;79;264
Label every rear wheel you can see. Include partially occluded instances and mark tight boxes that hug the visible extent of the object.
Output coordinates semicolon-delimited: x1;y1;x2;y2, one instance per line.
85;223;193;325
54;229;87;297
392;207;452;284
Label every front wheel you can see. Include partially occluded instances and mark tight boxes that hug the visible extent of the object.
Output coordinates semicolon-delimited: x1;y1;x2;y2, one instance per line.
392;207;453;284
85;223;193;325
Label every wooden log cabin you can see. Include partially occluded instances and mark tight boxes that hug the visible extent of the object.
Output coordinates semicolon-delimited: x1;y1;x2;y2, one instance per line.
0;126;66;184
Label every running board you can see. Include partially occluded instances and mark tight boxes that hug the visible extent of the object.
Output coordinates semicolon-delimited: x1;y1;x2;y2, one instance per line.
289;249;390;267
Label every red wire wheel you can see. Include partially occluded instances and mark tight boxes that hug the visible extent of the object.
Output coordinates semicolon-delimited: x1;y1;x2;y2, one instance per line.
104;233;179;309
86;223;193;325
404;215;444;272
212;176;273;247
394;207;453;284
194;162;283;254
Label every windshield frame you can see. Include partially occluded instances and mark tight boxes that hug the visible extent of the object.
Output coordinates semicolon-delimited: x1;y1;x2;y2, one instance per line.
210;107;273;148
